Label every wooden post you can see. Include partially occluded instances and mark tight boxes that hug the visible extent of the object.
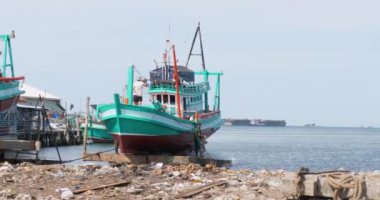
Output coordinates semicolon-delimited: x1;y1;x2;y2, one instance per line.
82;97;90;156
76;115;80;143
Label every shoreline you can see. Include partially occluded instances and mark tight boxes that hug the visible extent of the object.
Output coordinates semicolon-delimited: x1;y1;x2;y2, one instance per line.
0;161;379;199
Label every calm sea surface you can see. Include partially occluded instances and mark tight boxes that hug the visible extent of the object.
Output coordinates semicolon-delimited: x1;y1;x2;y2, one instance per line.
34;126;380;171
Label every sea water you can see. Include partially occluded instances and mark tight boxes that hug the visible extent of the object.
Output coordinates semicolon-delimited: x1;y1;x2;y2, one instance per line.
207;126;380;171
33;126;380;171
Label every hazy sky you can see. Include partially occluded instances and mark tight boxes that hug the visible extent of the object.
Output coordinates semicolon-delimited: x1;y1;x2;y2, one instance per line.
1;0;380;127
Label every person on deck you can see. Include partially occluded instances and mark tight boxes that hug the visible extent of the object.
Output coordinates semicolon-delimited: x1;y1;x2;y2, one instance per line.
133;77;148;105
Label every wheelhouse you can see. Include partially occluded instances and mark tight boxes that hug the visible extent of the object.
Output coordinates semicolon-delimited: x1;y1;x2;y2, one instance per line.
148;65;210;119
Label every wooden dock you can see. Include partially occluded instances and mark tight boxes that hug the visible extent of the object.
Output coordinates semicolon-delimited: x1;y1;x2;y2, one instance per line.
0;139;39;160
17;129;82;147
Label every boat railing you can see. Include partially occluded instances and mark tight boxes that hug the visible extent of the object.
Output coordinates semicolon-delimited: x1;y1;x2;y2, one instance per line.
182;82;210;94
198;110;220;119
150;82;210;95
150;83;176;91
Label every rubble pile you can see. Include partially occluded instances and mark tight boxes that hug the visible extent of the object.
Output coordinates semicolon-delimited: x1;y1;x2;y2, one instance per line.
0;161;313;199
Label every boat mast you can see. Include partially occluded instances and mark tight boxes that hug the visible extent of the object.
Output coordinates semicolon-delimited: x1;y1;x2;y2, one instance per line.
185;23;205;70
185;23;210;112
0;31;16;78
172;45;182;118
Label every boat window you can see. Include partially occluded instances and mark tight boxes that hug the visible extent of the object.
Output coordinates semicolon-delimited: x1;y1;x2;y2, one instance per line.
183;97;187;110
157;95;162;102
163;95;168;104
170;95;175;105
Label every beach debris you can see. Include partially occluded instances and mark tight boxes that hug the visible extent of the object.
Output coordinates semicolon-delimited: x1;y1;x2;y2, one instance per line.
72;180;130;194
154;162;163;169
0;161;379;199
14;193;33;200
60;188;73;199
93;165;120;175
175;180;227;199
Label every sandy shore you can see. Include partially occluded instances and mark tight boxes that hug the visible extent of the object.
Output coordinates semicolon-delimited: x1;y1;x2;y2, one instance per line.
0;161;296;200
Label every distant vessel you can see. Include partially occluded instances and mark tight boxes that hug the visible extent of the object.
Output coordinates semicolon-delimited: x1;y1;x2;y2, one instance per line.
0;32;25;135
224;119;286;127
223;119;251;126
252;119;286;127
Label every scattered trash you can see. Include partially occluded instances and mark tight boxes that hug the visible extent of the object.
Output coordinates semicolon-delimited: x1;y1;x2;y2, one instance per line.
154;162;163;169
60;188;74;199
0;161;377;199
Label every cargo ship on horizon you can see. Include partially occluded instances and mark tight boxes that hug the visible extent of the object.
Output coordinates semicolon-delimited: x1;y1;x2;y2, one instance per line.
224;118;286;127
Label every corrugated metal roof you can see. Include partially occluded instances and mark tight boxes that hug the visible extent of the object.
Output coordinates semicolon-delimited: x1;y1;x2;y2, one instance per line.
20;84;61;100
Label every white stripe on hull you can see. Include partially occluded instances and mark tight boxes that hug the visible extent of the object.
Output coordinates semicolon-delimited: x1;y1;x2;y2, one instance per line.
102;108;222;135
102;108;194;130
110;132;172;136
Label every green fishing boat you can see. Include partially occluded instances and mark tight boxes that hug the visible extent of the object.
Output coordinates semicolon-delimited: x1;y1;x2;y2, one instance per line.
80;121;112;143
98;25;223;154
0;32;25;135
80;106;113;143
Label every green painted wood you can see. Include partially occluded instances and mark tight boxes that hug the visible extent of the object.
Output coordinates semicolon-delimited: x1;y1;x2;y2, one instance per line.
2;37;9;76
99;103;195;126
0;34;17;78
99;103;222;137
80;123;112;140
127;64;134;105
113;93;121;132
7;37;15;77
203;70;209;112
0;81;23;100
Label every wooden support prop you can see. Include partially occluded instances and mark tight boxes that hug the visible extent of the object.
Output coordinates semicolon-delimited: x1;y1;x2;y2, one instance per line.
175;180;227;199
82;96;90;156
82;153;232;167
72;180;130;194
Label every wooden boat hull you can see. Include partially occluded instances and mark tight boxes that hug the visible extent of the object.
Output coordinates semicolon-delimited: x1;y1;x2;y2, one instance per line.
99;104;222;154
0;80;24;135
0;96;20;135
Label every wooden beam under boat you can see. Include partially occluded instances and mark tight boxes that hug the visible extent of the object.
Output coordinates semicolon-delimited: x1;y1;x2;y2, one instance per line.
82;153;232;167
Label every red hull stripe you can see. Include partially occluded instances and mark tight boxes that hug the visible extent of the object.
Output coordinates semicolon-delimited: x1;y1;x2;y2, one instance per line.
113;128;217;154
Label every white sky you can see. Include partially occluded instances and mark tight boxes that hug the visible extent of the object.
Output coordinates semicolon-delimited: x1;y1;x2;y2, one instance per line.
1;0;380;127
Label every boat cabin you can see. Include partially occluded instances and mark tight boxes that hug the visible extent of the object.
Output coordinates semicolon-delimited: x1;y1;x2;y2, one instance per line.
148;65;209;118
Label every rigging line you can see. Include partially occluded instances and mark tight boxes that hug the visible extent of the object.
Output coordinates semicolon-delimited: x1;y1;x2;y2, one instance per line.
60;147;117;163
133;66;148;80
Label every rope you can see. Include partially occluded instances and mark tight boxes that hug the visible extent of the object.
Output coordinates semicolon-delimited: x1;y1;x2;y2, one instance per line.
295;167;309;198
133;66;148;81
326;173;363;200
295;170;364;200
